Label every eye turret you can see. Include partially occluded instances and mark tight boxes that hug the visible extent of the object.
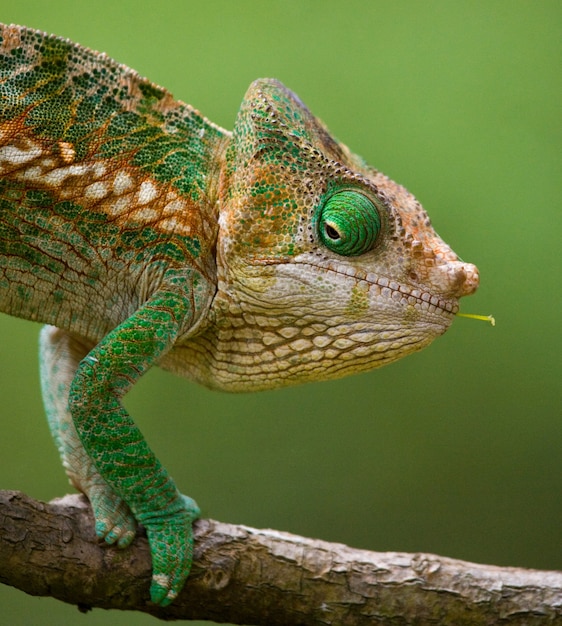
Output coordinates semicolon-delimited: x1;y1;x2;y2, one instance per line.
317;190;381;256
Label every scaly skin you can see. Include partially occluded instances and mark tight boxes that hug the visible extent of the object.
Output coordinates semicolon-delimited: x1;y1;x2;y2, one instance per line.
0;24;478;605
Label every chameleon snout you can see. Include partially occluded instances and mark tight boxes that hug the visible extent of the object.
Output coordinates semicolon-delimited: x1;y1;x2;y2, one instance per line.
444;261;479;299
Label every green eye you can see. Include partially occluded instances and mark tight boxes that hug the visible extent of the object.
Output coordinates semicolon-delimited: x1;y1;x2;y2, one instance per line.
318;190;381;256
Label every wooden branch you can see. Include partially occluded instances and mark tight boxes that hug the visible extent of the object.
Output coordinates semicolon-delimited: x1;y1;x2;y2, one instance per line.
0;490;560;624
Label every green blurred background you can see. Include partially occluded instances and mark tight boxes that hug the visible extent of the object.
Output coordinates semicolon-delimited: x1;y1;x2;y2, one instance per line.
0;1;560;624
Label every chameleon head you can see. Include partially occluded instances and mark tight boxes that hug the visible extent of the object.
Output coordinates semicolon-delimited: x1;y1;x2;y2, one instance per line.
175;79;479;391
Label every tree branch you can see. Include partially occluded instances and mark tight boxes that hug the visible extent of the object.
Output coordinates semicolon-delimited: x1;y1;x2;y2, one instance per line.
0;490;560;624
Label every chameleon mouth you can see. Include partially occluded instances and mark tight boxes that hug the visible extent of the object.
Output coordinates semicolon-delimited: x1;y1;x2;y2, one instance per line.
250;257;460;316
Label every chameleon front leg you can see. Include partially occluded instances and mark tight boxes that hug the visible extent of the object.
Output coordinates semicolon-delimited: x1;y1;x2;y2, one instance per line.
40;325;137;547
51;285;201;606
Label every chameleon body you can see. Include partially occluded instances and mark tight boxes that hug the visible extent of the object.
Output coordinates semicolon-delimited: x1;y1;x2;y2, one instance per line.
0;24;479;605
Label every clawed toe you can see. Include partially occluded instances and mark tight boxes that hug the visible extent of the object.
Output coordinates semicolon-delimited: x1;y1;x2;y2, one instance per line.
88;486;137;546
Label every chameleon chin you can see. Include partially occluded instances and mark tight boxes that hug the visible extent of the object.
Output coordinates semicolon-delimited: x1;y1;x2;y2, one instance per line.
0;23;478;605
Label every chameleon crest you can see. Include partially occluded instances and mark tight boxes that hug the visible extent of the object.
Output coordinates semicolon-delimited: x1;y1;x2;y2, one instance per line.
0;24;478;605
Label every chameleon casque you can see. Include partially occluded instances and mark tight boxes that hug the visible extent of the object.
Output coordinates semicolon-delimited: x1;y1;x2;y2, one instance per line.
0;24;479;605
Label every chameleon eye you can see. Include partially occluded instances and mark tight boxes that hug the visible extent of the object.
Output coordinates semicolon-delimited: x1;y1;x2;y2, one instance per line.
318;190;381;256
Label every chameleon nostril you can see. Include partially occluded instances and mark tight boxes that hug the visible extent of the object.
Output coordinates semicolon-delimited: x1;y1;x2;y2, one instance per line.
453;263;479;297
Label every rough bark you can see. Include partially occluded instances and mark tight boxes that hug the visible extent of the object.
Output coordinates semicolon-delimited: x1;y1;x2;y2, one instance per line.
0;490;561;624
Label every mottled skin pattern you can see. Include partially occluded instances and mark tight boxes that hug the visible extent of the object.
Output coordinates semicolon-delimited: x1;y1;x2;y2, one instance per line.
0;24;478;605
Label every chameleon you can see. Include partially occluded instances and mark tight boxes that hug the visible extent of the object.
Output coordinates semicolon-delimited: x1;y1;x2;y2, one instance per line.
0;24;479;605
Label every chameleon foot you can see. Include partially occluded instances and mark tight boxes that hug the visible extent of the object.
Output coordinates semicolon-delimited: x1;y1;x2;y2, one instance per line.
88;484;137;548
141;494;200;606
